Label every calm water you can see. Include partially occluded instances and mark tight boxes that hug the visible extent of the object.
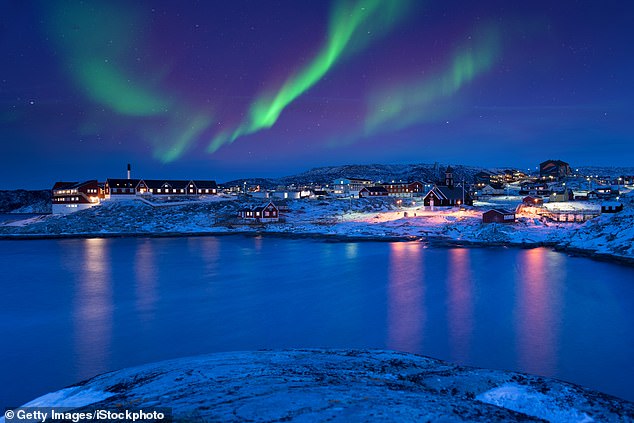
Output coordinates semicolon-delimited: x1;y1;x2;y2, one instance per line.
1;237;633;407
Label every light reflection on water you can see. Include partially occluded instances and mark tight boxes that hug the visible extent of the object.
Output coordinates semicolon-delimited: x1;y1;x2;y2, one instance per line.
387;242;424;352
515;247;561;377
447;248;473;364
73;238;112;381
1;237;633;407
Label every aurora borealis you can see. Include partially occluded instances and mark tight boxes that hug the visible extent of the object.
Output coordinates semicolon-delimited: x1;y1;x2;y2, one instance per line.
2;0;633;187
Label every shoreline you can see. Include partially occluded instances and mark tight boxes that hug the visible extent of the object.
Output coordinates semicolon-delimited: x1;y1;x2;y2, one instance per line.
2;228;633;266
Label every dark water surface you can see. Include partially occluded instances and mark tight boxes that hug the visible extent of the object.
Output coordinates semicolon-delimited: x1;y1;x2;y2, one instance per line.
1;237;633;406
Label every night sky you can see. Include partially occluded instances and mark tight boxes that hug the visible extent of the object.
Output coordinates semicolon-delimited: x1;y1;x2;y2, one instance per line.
2;0;633;188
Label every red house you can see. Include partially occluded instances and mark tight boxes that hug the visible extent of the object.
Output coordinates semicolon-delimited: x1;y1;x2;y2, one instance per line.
52;180;104;214
237;202;280;222
482;209;516;224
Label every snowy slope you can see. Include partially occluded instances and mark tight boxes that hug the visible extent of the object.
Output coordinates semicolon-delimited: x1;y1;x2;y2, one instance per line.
1;192;632;263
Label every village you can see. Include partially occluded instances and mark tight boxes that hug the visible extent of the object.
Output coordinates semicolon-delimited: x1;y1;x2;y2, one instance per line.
49;159;629;226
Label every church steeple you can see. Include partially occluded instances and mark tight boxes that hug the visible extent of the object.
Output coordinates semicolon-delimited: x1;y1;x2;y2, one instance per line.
445;165;454;188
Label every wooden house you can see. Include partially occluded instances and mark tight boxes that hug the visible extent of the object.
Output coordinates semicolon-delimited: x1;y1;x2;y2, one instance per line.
105;178;141;199
591;187;619;199
482;209;516;224
237;202;280;222
477;183;505;197
422;166;473;207
359;186;389;198
381;181;425;197
52;180;104;214
549;188;574;203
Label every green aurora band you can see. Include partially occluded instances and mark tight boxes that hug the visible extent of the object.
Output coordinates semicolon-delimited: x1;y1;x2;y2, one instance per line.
49;1;170;116
365;26;501;134
48;1;212;162
208;0;413;153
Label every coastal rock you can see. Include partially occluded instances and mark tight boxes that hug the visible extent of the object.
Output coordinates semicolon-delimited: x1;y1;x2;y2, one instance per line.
12;349;634;422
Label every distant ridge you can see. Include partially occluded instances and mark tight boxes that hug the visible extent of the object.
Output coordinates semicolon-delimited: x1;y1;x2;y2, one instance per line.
222;163;490;188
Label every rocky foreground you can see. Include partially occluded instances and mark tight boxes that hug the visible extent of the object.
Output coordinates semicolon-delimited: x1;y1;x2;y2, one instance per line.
12;350;634;422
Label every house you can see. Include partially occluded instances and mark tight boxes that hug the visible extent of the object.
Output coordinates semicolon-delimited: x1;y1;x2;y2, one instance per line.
519;182;550;196
573;191;589;201
237;202;280;222
359;186;389;198
311;190;329;199
540;159;572;180
191;180;218;195
108;178;218;198
601;202;623;214
105;178;141;199
477;182;505;197
549;188;574;203
522;196;544;206
482;209;516;224
591;187;619;199
333;178;373;196
422;166;473;207
381;181;425;197
52;180;104;214
272;190;302;199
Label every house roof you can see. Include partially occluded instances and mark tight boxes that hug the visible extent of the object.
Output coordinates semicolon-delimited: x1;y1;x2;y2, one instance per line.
252;202;278;213
361;186;388;193
484;208;514;215
436;186;468;201
192;180;218;189
52;181;78;190
107;178;141;188
53;180;98;190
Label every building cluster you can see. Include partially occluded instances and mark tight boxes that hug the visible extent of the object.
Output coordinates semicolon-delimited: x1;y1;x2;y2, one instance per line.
52;164;217;214
52;160;628;226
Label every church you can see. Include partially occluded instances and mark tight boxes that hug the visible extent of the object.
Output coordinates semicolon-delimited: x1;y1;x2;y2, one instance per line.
422;166;474;207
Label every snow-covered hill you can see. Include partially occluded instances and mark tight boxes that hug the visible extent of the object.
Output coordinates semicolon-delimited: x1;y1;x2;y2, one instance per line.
223;163;489;187
0;190;51;213
8;349;632;422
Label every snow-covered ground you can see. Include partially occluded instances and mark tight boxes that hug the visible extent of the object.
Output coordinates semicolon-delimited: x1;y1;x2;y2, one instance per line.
1;190;632;263
7;349;632;422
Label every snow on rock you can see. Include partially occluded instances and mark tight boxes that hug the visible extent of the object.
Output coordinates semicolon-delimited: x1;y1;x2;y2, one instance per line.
0;388;114;423
12;349;633;422
21;387;115;408
477;383;594;422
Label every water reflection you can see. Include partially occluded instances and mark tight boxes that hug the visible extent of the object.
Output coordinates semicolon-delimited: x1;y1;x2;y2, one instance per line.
135;240;158;320
345;243;358;259
515;248;562;376
73;238;113;380
446;248;473;363
387;242;424;352
199;237;220;279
